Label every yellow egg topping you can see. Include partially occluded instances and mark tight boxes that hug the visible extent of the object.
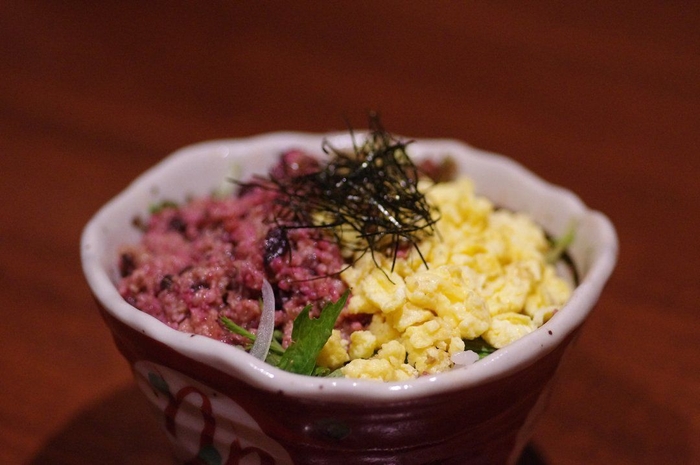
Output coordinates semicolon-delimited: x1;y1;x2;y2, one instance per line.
317;177;572;380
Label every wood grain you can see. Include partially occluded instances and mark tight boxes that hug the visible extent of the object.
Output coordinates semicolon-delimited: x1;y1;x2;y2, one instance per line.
1;2;698;463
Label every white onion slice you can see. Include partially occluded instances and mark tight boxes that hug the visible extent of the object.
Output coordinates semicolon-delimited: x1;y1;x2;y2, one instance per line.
250;278;276;360
451;350;480;367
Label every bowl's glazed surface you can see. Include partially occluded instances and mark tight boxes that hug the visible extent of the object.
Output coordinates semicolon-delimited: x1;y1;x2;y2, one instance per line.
82;133;618;464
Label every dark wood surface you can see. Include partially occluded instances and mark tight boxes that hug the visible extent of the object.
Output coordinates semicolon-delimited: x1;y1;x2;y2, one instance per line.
2;2;698;464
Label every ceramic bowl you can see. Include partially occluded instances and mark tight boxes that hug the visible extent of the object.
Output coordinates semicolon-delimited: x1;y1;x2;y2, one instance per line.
81;132;618;465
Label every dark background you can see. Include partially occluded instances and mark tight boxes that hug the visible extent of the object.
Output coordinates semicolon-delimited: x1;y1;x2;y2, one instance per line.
1;2;698;464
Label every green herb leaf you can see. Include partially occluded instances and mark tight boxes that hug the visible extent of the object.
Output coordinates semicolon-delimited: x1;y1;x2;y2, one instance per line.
324;368;346;378
220;316;256;340
219;316;285;356
276;290;350;376
219;291;349;375
462;337;497;359
546;224;576;264
149;200;179;214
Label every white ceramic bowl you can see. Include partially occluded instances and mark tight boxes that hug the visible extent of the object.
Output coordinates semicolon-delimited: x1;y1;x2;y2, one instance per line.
81;132;617;465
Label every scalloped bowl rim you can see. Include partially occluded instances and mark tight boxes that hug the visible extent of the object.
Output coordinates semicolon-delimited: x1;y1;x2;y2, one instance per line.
81;131;618;402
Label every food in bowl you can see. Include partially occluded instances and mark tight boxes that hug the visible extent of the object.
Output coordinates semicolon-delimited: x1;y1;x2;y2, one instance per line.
116;123;574;381
81;127;617;465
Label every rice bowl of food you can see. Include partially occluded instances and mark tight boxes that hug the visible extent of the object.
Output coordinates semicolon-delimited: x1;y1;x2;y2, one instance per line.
81;124;617;464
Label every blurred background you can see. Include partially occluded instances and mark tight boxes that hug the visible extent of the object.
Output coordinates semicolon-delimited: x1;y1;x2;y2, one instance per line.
1;1;698;464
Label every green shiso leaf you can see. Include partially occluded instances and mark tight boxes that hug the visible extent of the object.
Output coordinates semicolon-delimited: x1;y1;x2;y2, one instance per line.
546;224;576;264
220;316;285;356
220;290;349;376
148;200;179;214
276;290;350;376
220;316;255;340
462;337;497;359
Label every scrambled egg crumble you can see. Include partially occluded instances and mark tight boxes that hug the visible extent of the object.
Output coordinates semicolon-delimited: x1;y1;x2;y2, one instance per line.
317;177;572;380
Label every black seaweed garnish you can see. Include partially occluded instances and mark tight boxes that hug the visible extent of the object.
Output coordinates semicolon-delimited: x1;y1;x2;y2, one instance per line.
119;252;136;277
239;116;440;273
158;274;174;292
263;227;290;265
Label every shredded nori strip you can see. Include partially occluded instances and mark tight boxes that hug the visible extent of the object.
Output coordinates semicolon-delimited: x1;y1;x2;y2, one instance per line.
237;116;440;273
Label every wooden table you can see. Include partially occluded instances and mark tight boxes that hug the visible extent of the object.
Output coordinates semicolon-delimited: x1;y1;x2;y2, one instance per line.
2;2;698;464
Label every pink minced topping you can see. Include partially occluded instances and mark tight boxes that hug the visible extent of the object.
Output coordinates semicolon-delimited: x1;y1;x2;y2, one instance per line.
118;151;367;347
